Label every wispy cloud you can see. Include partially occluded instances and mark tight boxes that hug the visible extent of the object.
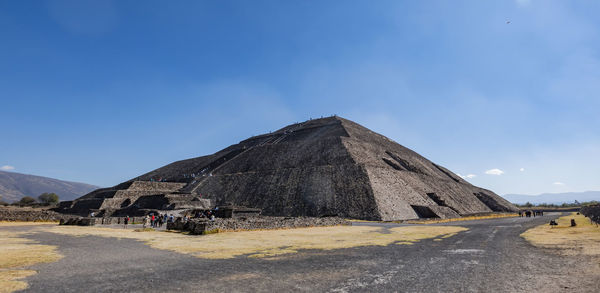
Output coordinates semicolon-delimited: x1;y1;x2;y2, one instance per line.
519;168;525;172
457;173;477;179
0;165;15;171
552;182;565;186
485;169;504;175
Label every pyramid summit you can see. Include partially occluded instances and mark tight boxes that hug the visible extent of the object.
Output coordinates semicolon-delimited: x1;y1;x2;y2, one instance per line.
58;116;516;220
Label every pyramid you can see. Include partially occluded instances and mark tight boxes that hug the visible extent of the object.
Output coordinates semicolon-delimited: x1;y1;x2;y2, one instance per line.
58;116;516;220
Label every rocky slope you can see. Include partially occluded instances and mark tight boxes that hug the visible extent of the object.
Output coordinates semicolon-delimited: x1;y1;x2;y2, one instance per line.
62;116;516;220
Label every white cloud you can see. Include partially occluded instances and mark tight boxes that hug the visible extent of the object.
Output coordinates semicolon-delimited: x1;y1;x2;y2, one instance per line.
457;173;476;179
520;168;525;172
0;165;15;171
552;182;565;186
485;168;504;175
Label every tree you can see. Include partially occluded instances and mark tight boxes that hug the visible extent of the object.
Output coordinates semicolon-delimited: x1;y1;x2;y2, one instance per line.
18;196;36;206
38;193;59;205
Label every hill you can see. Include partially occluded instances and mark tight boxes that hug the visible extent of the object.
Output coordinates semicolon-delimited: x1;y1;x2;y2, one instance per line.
503;191;600;205
0;170;99;203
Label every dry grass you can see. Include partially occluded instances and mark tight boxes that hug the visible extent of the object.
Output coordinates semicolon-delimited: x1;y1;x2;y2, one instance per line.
0;230;63;293
0;270;36;293
43;225;467;259
521;212;600;257
402;213;518;224
133;228;155;232
0;222;58;226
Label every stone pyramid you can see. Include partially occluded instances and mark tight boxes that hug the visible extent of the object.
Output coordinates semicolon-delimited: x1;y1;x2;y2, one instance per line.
59;116;516;220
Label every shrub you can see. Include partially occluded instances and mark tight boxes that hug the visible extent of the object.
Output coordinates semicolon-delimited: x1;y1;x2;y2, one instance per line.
38;193;59;205
18;196;36;206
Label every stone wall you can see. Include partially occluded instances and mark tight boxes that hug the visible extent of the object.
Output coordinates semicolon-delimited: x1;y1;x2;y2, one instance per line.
0;206;72;222
167;216;349;235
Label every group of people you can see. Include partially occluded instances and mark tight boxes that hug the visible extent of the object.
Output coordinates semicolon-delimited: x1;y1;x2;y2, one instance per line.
194;209;217;221
182;171;210;179
142;213;175;228
177;209;218;222
119;209;220;229
149;169;215;182
518;210;543;217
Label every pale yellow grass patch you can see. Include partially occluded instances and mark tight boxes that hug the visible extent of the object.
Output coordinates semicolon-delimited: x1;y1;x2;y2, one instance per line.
43;225;467;259
521;212;600;257
0;270;36;293
0;231;63;293
404;213;518;224
0;222;58;226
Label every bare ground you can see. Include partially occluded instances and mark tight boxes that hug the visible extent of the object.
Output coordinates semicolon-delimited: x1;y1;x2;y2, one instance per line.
1;213;598;292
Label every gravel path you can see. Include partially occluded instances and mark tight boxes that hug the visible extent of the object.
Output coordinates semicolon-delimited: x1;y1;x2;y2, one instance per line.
5;213;599;292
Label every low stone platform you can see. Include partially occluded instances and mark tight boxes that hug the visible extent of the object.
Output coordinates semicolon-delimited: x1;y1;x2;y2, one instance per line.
0;206;73;222
167;216;349;235
59;217;96;226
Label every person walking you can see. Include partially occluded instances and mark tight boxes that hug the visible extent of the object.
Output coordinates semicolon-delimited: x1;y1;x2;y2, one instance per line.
124;216;129;229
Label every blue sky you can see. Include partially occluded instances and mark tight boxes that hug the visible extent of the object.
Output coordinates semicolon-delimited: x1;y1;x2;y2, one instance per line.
1;0;599;196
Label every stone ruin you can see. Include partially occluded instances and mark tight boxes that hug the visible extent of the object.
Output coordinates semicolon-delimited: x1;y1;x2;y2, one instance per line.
167;216;349;235
57;116;517;220
56;181;213;217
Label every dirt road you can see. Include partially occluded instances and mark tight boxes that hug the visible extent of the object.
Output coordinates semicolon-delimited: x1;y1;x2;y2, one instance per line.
5;213;599;292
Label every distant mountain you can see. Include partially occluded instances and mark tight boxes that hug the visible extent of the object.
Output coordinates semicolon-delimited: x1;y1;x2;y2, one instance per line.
503;191;600;205
0;170;100;203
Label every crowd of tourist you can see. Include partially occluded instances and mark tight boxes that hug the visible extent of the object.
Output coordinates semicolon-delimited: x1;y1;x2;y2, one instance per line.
99;208;222;230
134;209;220;229
142;213;175;228
194;209;217;221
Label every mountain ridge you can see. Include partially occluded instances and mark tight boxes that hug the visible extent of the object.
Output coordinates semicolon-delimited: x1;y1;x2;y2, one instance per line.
0;170;100;202
503;191;600;205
